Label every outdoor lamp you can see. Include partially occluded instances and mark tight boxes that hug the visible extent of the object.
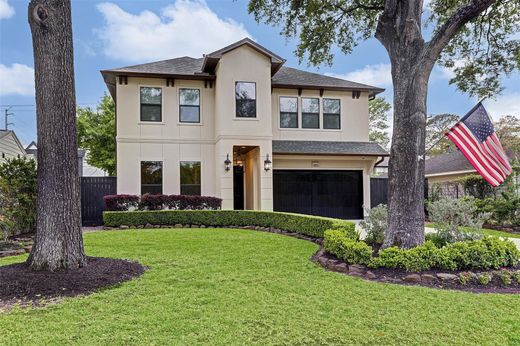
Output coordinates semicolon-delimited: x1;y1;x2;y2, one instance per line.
224;154;232;171
264;154;272;171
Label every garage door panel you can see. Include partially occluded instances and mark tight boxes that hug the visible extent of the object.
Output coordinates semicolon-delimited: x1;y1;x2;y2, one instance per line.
273;170;363;219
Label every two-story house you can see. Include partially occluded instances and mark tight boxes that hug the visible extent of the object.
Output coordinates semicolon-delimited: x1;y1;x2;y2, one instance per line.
101;38;387;219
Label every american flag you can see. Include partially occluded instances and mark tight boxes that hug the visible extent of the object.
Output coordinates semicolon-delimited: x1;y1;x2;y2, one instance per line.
446;103;512;187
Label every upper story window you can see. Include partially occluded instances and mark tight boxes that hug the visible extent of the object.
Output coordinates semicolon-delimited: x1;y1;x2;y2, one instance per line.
179;88;200;123
141;161;163;195
302;98;320;129
180;161;201;196
323;98;341;129
279;97;298;128
140;87;162;122
235;82;256;118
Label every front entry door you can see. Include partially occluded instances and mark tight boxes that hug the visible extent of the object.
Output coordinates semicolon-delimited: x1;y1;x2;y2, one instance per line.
233;166;244;210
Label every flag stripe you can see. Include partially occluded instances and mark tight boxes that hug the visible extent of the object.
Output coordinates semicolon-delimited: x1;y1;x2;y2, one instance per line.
488;134;512;171
450;126;504;181
456;124;507;179
482;139;512;175
446;130;501;186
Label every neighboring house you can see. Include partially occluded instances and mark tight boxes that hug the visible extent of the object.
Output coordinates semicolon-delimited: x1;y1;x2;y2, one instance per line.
425;149;519;198
373;157;389;177
101;38;387;219
0;130;26;163
25;142;87;177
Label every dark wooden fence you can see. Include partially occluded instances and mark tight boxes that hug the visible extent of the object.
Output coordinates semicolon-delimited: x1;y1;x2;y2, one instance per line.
81;177;116;226
370;177;429;209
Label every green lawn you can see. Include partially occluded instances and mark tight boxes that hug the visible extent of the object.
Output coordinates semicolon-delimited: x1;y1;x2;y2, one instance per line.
1;228;520;345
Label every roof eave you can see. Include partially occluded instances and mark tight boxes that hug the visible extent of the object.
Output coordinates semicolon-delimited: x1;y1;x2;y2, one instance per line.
272;83;385;94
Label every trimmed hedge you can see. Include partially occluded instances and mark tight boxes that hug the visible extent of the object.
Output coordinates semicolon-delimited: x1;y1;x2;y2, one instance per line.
103;210;357;239
104;194;222;211
324;229;520;272
324;230;372;265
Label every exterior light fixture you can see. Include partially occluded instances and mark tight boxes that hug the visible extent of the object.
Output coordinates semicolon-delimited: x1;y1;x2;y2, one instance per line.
224;154;232;171
264;153;272;171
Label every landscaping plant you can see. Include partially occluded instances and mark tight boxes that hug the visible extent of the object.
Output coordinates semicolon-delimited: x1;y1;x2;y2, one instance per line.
0;157;37;237
359;204;387;245
427;197;486;244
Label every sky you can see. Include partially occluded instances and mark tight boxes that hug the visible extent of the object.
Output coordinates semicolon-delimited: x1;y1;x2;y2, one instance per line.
0;0;519;146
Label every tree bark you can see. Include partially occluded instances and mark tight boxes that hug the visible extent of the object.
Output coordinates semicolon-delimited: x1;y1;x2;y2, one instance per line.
375;0;497;248
27;0;87;270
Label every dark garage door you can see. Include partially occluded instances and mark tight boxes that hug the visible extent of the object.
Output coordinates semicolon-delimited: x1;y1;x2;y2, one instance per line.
273;170;363;219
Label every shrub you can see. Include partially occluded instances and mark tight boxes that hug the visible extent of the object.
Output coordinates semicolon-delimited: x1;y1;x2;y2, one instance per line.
458;272;473;285
0;157;37;236
104;195;140;211
359;204;387;245
512;271;520;284
103;210;356;239
476;273;492;285
475;193;520;226
104;194;223;211
497;270;512;286
457;174;496;199
324;230;372;265
370;237;520;271
427;197;485;244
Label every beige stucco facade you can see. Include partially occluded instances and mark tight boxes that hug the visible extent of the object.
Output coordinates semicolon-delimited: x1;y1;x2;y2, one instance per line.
112;42;384;218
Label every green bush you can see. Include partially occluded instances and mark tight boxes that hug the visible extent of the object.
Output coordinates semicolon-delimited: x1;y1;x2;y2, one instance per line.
497;270;512;286
458;272;473;285
323;230;372;265
476;273;492;285
0;157;37;238
371;237;520;271
103;210;357;239
359;204;387;245
475;193;520;226
512;271;520;284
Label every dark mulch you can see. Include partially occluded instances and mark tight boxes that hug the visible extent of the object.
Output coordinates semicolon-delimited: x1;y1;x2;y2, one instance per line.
0;257;145;308
483;224;520;234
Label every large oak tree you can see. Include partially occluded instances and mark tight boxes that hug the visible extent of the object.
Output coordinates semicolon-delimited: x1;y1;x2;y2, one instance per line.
249;0;520;248
27;0;86;270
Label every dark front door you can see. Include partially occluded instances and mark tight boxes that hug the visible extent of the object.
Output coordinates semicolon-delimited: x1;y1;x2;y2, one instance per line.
273;170;363;219
233;166;244;210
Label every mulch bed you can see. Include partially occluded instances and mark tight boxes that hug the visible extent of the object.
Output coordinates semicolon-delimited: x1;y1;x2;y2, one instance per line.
0;257;145;310
312;248;520;294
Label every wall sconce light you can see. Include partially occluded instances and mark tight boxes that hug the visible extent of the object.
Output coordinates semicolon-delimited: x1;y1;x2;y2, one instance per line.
224;154;232;171
264;153;272;171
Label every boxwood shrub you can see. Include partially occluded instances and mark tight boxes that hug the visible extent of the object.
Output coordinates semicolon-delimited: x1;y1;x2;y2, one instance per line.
324;229;520;272
103;210;357;239
324;230;372;265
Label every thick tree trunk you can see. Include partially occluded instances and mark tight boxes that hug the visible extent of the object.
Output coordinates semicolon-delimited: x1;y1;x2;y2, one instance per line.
27;0;87;270
383;67;429;248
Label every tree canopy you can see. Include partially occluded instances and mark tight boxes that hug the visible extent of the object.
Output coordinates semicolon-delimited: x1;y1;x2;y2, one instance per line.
368;97;391;149
495;115;520;153
249;0;520;98
425;113;459;155
77;94;116;176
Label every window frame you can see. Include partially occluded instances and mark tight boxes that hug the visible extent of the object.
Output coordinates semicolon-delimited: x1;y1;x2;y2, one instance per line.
180;161;202;196
323;98;341;130
279;96;299;129
140;161;163;195
301;97;320;129
235;81;257;119
139;86;163;123
179;88;201;124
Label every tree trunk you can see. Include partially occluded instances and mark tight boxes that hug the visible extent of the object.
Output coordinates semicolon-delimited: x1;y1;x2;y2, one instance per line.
27;0;87;271
375;0;433;248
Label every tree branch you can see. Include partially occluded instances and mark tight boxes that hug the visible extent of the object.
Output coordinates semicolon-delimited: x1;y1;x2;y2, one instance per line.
426;0;497;63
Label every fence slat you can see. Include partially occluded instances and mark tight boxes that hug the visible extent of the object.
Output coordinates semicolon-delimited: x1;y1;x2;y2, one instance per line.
81;177;116;226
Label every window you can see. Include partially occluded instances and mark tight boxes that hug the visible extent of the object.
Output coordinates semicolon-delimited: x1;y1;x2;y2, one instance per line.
180;161;201;195
280;97;298;128
179;88;200;123
141;161;162;195
302;98;320;129
323;98;341;129
140;87;162;122
235;82;256;118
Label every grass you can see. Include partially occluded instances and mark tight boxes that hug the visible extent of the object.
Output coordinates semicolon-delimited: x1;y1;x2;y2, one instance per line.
1;228;520;345
426;222;520;239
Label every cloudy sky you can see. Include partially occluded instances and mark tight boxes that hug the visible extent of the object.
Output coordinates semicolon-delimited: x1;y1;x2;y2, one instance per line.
0;0;519;145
